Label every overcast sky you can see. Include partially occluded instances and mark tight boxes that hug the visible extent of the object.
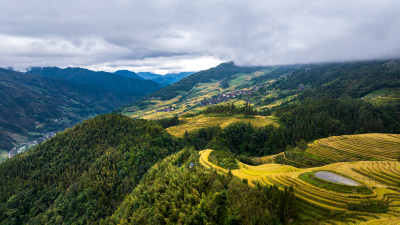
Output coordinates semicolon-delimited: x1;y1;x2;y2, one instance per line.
0;0;399;74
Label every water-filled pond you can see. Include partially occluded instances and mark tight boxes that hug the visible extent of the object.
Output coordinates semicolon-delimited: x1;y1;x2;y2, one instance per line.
314;171;361;186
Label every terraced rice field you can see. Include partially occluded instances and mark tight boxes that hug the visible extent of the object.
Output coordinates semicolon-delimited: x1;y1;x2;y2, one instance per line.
199;148;400;224
363;88;400;106
361;217;400;225
306;133;400;162
166;114;279;137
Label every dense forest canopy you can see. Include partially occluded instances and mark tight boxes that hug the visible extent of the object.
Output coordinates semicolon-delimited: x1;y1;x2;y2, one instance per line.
0;114;181;224
272;60;400;99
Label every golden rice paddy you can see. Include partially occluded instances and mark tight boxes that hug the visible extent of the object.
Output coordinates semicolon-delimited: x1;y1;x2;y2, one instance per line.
166;114;279;137
199;133;400;224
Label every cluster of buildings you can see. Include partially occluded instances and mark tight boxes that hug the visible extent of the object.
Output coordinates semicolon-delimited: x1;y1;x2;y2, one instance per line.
156;107;176;112
154;85;263;113
194;86;261;107
8;131;56;158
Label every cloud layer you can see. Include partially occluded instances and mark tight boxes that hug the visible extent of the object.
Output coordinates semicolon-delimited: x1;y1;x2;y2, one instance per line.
0;0;399;73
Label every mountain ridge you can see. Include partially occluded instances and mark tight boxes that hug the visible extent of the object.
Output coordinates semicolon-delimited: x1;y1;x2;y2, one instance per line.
27;67;161;103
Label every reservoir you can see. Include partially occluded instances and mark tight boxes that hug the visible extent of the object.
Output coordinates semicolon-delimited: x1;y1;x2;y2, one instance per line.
314;171;361;186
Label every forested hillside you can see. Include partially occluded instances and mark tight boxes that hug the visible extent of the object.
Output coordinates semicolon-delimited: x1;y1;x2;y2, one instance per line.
272;60;400;99
0;114;180;224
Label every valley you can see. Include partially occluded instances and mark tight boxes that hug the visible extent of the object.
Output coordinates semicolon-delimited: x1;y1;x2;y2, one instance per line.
2;1;400;224
0;67;192;154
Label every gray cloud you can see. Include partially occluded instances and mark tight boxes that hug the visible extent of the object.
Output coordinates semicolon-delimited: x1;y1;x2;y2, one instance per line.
0;0;399;73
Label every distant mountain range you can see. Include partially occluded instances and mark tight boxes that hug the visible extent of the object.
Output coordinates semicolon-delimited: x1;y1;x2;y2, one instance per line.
27;67;161;103
0;67;164;151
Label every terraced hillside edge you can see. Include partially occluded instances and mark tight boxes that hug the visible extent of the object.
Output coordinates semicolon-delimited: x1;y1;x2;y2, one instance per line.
306;134;400;162
253;133;400;168
166;114;279;137
200;145;400;224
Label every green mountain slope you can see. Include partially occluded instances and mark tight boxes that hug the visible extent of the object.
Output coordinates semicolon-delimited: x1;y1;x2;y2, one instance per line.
0;114;180;224
272;60;400;99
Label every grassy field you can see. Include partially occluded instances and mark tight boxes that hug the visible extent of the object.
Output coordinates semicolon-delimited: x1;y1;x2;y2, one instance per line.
166;114;279;137
199;133;400;224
